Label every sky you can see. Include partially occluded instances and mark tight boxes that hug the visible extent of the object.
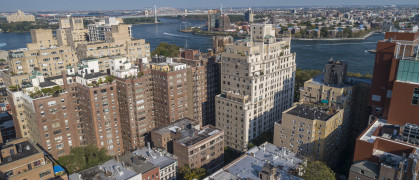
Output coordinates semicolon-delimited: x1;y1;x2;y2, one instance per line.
1;0;418;11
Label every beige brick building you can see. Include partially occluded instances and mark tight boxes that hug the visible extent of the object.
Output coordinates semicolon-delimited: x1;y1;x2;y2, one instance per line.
56;18;89;48
299;59;371;140
273;104;345;167
8;29;79;77
6;10;35;23
216;24;296;151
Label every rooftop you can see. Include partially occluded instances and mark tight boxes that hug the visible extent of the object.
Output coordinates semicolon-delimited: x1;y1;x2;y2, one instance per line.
286;104;338;121
205;143;302;180
153;118;197;135
119;152;157;174
69;159;138;180
176;126;223;147
350;161;379;179
132;147;177;169
359;118;419;151
0;140;40;166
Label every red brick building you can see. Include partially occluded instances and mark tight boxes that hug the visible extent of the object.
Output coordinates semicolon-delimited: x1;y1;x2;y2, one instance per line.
350;32;419;180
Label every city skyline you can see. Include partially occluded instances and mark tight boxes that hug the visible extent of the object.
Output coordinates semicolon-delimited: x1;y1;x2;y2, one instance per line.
1;0;419;11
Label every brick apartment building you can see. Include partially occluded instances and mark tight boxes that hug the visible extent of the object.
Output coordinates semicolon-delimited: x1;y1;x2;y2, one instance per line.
146;59;189;128
173;125;224;172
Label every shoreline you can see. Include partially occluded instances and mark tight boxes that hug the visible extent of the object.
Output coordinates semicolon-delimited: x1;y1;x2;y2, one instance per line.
292;31;377;41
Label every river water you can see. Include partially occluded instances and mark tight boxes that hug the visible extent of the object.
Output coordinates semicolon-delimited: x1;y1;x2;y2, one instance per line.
0;18;381;74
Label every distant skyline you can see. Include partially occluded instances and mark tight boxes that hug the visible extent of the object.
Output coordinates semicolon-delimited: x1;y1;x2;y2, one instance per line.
1;0;419;11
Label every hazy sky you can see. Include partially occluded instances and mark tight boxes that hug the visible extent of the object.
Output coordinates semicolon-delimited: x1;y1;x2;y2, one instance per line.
1;0;418;11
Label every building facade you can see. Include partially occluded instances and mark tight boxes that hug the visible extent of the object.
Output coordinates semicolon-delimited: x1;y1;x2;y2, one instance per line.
273;104;345;167
173;125;224;172
216;24;296;151
6;10;35;23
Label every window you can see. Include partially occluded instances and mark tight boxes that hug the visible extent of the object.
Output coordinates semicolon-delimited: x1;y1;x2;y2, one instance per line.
412;88;419;105
39;170;51;178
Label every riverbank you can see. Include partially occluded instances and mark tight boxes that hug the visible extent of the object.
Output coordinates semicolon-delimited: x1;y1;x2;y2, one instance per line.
292;31;377;41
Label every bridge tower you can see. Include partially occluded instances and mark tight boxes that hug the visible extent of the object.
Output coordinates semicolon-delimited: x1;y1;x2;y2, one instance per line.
154;5;158;23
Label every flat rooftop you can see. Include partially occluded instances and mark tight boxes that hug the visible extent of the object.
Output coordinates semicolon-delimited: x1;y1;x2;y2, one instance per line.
176;126;222;147
206;143;302;180
0;140;40;166
153;118;197;135
286;104;337;121
69;159;138;180
132;147;176;169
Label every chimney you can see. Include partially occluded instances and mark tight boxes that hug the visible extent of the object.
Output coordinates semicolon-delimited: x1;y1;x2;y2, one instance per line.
208;49;214;57
147;142;151;150
116;155;119;162
62;70;68;90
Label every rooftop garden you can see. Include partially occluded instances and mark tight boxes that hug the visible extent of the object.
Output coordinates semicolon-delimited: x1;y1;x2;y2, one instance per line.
87;75;115;87
29;86;64;98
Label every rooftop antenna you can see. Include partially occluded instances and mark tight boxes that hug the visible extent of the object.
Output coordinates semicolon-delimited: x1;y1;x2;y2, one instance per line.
185;40;188;49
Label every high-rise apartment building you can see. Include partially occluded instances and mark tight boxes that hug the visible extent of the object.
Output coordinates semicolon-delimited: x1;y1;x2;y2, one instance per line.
8;65;125;158
177;49;221;126
8;29;78;77
76;37;150;66
6;10;35;23
273;104;345;167
216;24;296;151
114;59;155;151
245;7;254;23
145;59;189;128
56;18;89;48
87;17;128;42
299;59;371;140
173;54;208;125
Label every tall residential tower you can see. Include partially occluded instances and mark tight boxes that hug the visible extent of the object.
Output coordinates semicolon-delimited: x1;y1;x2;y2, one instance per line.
216;24;296;151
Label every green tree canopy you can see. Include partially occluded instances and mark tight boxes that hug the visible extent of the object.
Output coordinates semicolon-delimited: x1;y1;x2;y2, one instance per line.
178;164;207;180
302;161;336;180
57;144;113;174
152;42;180;57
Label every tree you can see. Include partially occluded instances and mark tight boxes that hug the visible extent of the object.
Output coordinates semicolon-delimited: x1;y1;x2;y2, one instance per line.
294;68;322;102
152;42;180;57
302;161;336;180
178;164;206;180
57;144;112;174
